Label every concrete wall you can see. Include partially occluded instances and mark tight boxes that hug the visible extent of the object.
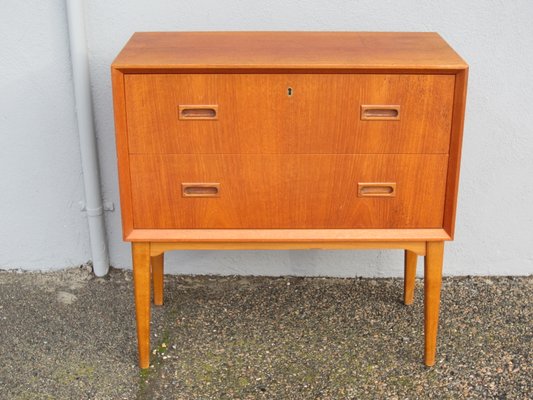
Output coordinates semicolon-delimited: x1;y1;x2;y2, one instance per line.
1;0;532;277
0;1;90;267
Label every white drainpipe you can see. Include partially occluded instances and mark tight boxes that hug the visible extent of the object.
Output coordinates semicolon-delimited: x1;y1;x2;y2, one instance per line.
65;0;109;277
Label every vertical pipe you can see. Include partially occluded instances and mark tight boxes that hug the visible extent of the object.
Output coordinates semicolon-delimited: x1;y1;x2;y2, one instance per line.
65;0;109;276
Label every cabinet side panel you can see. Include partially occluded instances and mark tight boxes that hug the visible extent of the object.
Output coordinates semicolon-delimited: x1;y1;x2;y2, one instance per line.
443;68;468;238
111;68;134;239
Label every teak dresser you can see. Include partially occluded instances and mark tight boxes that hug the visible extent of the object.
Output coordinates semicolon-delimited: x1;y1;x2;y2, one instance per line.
111;32;468;369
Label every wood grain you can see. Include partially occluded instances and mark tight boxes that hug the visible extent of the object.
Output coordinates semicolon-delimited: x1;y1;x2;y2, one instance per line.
126;228;451;243
111;68;134;239
424;241;444;366
112;32;468;369
129;154;448;229
112;32;467;72
125;73;455;154
443;68;469;238
404;250;418;305
150;241;427;257
151;253;164;306
132;242;151;368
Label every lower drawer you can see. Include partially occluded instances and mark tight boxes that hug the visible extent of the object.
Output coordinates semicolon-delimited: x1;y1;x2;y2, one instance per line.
129;154;448;229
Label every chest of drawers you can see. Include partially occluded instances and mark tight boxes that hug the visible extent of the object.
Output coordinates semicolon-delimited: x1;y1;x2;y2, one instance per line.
111;32;468;369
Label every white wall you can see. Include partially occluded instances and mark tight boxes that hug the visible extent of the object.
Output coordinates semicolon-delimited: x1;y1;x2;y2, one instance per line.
1;0;532;276
0;1;90;267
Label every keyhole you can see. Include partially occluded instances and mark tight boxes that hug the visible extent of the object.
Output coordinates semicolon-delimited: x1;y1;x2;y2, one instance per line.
287;87;293;96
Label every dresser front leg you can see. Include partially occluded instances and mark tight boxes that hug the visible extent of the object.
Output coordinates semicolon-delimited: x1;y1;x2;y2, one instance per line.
151;252;164;306
132;242;151;369
404;250;418;305
424;241;444;367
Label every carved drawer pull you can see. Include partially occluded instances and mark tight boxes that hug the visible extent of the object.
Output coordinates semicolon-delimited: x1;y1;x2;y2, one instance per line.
179;105;218;120
182;183;220;197
361;105;400;120
358;182;397;197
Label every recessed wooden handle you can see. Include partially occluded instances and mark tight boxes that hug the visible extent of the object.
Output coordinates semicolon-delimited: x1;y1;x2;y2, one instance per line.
179;105;218;120
182;183;220;197
358;182;396;197
361;105;400;120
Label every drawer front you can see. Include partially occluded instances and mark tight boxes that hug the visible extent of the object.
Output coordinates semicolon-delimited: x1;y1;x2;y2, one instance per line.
125;74;455;154
129;154;448;229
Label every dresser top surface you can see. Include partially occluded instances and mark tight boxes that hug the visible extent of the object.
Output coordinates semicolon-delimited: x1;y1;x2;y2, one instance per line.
112;31;467;72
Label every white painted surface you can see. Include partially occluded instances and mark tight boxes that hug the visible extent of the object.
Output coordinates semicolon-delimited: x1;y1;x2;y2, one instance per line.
65;0;109;276
1;0;532;276
0;0;90;268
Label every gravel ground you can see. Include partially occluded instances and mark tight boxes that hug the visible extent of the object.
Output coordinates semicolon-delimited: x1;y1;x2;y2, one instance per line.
0;266;531;399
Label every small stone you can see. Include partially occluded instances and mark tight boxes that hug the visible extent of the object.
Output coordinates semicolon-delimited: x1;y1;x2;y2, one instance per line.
56;291;77;305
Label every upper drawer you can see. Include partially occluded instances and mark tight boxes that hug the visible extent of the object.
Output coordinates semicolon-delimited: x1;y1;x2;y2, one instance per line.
124;74;455;154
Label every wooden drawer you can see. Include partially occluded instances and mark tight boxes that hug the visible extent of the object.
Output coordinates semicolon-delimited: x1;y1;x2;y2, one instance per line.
124;74;455;154
129;154;448;229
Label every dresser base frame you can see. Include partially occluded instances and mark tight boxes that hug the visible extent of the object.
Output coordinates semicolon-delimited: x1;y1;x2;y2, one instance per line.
131;240;444;369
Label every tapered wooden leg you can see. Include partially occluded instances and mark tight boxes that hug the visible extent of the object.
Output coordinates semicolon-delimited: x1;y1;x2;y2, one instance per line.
404;250;418;305
132;242;151;369
424;241;444;367
151;253;164;306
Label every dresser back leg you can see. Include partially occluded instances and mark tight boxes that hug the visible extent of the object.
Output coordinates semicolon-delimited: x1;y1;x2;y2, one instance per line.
404;250;418;305
151;252;164;306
